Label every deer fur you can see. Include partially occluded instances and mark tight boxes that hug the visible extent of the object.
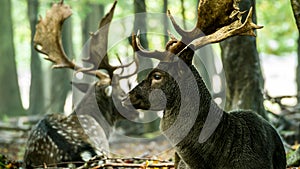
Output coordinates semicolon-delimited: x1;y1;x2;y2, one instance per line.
23;80;137;168
128;48;286;169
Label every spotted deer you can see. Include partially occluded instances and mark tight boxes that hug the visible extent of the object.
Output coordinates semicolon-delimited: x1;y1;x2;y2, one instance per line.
23;1;138;168
126;0;286;168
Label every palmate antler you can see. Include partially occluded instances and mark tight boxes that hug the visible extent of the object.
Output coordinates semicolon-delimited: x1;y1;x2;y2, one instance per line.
34;0;74;69
34;0;135;81
189;7;262;49
132;0;263;62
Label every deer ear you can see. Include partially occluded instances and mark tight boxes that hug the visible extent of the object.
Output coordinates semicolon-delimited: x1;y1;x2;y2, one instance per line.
71;82;91;93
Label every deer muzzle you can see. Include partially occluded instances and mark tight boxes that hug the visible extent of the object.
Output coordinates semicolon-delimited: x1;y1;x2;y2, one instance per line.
125;84;167;111
123;90;151;110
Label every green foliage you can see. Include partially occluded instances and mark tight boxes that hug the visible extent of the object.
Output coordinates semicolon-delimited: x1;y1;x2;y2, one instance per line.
257;0;298;56
287;146;300;167
0;154;6;168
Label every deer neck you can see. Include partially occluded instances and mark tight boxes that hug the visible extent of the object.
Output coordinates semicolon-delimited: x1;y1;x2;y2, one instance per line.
72;89;117;139
95;93;120;127
160;65;223;146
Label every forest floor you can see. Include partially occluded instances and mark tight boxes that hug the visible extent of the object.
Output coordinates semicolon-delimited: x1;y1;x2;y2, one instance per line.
0;131;27;161
2;126;300;169
0;128;175;168
109;133;175;160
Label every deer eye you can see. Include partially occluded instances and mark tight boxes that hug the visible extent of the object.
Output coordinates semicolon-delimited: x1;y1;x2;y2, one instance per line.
153;74;162;80
154;74;161;80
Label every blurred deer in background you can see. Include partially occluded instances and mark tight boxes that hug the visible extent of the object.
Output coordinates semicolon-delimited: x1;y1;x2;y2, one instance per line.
23;1;138;168
127;0;286;168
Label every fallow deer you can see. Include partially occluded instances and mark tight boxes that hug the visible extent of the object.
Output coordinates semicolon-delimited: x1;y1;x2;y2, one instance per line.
127;0;286;168
23;1;138;168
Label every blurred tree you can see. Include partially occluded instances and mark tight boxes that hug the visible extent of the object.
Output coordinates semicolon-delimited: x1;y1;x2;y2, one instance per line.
133;0;152;83
27;0;45;115
134;0;148;49
50;18;74;113
163;0;168;44
81;2;104;43
0;0;24;116
180;0;187;30
290;0;300;101
220;0;267;119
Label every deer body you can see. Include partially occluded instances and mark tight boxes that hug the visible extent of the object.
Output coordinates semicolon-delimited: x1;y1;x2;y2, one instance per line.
128;49;286;168
23;81;133;168
23;113;106;168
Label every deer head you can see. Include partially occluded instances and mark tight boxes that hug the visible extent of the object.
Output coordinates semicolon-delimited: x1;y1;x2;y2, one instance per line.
34;0;138;124
125;1;263;147
128;0;262;113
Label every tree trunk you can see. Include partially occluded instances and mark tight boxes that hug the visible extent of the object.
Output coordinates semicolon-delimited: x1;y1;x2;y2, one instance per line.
134;0;152;82
72;2;104;110
180;0;187;30
290;1;300;145
0;0;24;116
27;0;45;115
220;0;267;119
81;3;104;44
290;0;300;101
50;18;74;113
134;0;148;48
163;0;168;44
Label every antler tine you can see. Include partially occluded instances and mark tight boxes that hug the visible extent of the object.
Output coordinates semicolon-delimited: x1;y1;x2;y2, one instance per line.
108;34;139;80
190;7;263;50
166;0;250;52
34;1;73;69
168;10;203;43
132;31;171;62
34;1;109;80
167;10;188;39
116;53;138;73
116;54;125;75
84;1;118;78
97;54;117;77
132;0;262;66
97;53;137;78
119;51;140;80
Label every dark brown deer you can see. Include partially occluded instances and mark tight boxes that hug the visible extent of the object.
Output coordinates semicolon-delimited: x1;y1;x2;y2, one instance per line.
127;0;286;168
23;1;138;168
